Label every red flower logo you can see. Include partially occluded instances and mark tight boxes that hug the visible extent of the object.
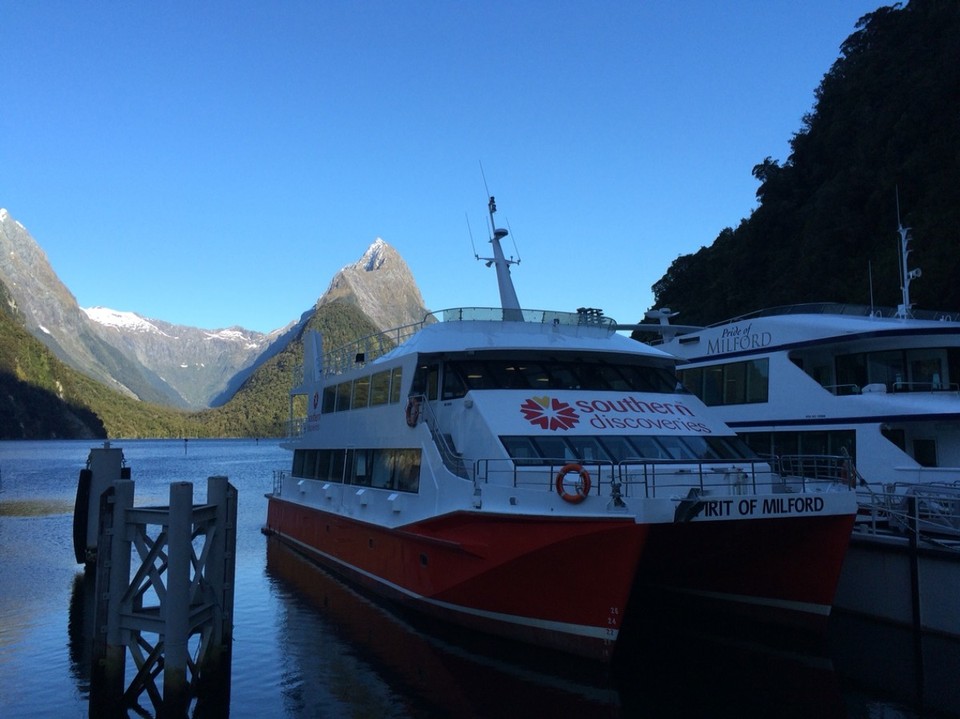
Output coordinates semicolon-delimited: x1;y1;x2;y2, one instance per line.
520;396;580;431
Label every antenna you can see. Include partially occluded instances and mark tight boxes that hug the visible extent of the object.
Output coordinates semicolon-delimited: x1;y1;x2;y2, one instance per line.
895;187;920;319
465;212;479;259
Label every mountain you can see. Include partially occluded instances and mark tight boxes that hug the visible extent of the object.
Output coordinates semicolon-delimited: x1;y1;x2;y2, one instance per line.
649;0;960;326
0;208;303;409
318;238;429;332
0;209;186;406
82;306;292;409
0;222;430;437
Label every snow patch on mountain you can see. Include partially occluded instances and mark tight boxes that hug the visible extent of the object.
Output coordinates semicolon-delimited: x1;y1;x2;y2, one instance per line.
83;307;170;336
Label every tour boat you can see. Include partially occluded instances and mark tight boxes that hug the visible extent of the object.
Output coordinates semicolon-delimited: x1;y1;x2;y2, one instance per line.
650;221;960;498
264;198;857;661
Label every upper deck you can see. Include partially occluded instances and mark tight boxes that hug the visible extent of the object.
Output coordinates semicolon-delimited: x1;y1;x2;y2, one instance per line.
320;306;670;377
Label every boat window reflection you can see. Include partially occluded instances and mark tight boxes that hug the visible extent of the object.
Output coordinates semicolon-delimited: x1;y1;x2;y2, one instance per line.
292;448;422;492
678;359;769;406
498;434;756;465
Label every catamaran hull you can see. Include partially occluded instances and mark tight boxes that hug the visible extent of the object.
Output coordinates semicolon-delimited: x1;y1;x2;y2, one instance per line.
636;512;856;632
265;495;648;661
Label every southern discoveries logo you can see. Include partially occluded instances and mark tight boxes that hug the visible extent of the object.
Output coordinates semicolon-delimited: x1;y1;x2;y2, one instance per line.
520;395;712;433
519;396;580;430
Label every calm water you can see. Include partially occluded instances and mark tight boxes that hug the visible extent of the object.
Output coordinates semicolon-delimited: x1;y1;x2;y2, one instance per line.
1;439;958;718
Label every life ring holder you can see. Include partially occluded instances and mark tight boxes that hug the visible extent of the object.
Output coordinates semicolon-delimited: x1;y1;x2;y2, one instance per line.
405;396;421;427
555;463;591;504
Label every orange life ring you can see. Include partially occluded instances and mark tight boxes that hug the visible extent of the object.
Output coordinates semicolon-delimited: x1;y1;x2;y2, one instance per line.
555;463;591;503
405;397;421;427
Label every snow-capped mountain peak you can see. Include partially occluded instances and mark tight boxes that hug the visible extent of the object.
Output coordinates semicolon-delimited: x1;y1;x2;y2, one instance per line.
83;307;170;336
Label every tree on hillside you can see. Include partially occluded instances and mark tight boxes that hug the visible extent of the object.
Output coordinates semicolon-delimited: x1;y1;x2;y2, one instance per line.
651;0;960;327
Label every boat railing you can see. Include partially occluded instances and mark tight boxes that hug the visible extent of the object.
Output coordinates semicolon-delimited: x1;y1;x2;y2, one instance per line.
703;302;960;326
411;394;469;479
272;469;286;496
855;482;960;548
318;306;618;376
775;453;857;487
891;380;960;393
474;455;850;500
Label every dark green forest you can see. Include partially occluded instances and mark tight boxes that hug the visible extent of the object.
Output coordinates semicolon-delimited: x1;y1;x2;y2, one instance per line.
650;0;960;327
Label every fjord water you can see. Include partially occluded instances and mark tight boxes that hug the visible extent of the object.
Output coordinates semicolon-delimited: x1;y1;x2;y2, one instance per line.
1;439;957;718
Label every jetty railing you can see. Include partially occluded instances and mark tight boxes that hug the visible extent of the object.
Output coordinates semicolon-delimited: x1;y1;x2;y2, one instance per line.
855;482;960;549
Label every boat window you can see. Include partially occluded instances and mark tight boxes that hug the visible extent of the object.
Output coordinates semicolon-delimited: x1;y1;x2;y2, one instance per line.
705;436;756;460
411;363;439;400
566;436;606;463
534;436;576;463
291;448;421;492
330;448;346;482
335;382;352;412
390;367;403;403
352;449;372;486
868;351;905;389
739;430;855;462
371;450;395;489
597;436;641;462
629;436;671;459
442;365;468;399
443;357;682;393
913;438;937;467
353;376;370;408
500;437;541;465
322;386;337;413
499;434;752;464
370;371;391;406
681;436;720;460
678;359;768;406
394;450;421;492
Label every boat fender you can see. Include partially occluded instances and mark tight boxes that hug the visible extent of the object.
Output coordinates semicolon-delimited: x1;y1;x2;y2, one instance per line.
405;397;421;427
555;463;591;503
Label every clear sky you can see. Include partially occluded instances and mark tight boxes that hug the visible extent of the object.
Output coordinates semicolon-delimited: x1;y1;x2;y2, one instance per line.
1;1;885;333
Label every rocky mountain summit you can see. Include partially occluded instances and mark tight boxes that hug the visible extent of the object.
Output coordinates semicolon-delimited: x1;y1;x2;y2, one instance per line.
318;238;429;332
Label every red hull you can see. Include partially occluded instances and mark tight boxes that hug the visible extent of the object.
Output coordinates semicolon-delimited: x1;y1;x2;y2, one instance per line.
266;496;647;661
638;513;856;629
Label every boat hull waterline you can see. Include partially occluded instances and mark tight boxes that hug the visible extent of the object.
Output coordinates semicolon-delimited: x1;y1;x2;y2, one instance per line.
265;494;855;661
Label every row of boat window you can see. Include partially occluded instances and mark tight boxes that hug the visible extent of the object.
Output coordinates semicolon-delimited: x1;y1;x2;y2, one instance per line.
321;367;403;413
830;348;960;393
677;359;769;407
499;433;755;465
413;357;682;401
739;430;856;462
292;448;421;492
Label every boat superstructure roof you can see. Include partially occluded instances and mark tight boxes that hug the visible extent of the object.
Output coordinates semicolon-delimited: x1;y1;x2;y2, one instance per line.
323;306;676;376
651;302;960;353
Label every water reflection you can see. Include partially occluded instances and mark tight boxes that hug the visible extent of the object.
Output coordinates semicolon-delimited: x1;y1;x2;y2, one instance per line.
265;537;848;718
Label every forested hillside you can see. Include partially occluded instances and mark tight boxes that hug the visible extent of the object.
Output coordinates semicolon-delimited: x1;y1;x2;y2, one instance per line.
0;281;385;439
191;301;385;438
651;0;960;326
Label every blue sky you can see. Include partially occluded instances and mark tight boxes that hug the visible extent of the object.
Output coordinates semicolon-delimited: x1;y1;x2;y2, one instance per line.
2;1;884;333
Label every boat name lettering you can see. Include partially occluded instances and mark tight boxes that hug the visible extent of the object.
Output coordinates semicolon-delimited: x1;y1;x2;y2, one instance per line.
707;323;772;355
588;415;711;432
574;398;695;416
701;496;825;517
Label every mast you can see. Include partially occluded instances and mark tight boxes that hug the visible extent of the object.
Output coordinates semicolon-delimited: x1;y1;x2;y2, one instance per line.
895;190;921;319
478;195;522;315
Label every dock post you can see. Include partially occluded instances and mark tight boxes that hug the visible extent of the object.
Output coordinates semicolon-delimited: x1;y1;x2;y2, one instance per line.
90;479;134;716
163;482;193;717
